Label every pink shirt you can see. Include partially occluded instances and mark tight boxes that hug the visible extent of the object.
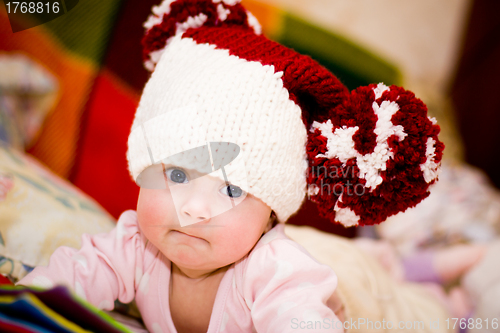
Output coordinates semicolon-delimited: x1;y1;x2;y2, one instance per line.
18;210;343;333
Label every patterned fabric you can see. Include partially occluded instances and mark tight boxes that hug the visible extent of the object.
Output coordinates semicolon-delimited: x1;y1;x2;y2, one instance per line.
376;163;500;256
0;143;115;282
0;0;124;178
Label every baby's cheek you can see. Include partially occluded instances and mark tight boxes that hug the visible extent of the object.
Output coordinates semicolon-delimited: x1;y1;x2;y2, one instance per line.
138;189;176;224
216;229;260;260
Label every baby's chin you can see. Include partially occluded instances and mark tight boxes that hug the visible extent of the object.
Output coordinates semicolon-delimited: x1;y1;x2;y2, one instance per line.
165;242;246;274
162;236;215;265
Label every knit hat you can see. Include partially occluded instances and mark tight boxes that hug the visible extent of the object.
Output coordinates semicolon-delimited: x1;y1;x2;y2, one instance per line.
127;0;444;227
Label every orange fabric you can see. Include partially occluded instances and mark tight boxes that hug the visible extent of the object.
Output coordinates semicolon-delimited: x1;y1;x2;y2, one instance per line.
241;0;282;38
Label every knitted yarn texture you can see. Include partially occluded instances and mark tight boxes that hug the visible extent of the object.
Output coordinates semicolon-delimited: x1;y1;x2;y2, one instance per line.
127;0;444;226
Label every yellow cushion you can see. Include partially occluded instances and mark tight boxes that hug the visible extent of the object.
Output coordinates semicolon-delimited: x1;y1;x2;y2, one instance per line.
0;143;115;282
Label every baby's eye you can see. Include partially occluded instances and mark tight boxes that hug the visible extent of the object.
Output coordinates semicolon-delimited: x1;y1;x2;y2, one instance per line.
220;185;244;198
165;168;188;184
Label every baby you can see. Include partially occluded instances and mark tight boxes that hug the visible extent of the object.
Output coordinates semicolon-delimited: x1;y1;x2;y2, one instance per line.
18;0;444;332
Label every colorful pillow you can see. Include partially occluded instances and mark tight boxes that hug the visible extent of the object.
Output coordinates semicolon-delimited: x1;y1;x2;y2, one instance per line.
0;143;115;282
0;285;133;332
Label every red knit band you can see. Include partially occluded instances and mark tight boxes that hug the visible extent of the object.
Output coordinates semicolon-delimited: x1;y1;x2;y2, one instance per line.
183;26;349;128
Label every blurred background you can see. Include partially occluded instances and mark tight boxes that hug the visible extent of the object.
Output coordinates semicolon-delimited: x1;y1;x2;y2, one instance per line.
1;0;499;241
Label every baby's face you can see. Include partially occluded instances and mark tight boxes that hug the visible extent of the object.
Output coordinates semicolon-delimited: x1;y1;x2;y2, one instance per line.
136;165;272;277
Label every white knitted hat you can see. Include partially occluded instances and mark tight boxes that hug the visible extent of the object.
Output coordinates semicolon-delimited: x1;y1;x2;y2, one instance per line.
127;0;444;226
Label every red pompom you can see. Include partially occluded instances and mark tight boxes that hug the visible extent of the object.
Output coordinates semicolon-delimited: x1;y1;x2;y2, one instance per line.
306;83;444;227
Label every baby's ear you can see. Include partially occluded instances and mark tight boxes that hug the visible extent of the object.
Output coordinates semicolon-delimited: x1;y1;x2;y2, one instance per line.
264;211;277;233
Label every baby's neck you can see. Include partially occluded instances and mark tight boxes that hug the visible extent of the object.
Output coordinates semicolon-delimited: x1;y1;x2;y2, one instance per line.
172;262;229;280
169;263;229;333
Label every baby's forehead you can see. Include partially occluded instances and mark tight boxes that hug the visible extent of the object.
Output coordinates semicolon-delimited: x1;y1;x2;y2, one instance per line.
137;163;229;189
135;138;249;191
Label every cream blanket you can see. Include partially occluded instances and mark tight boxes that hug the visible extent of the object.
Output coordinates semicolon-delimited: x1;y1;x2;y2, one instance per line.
285;225;454;333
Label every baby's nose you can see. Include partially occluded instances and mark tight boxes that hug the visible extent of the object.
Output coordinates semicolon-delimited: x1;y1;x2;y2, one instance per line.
182;193;212;221
171;179;214;227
